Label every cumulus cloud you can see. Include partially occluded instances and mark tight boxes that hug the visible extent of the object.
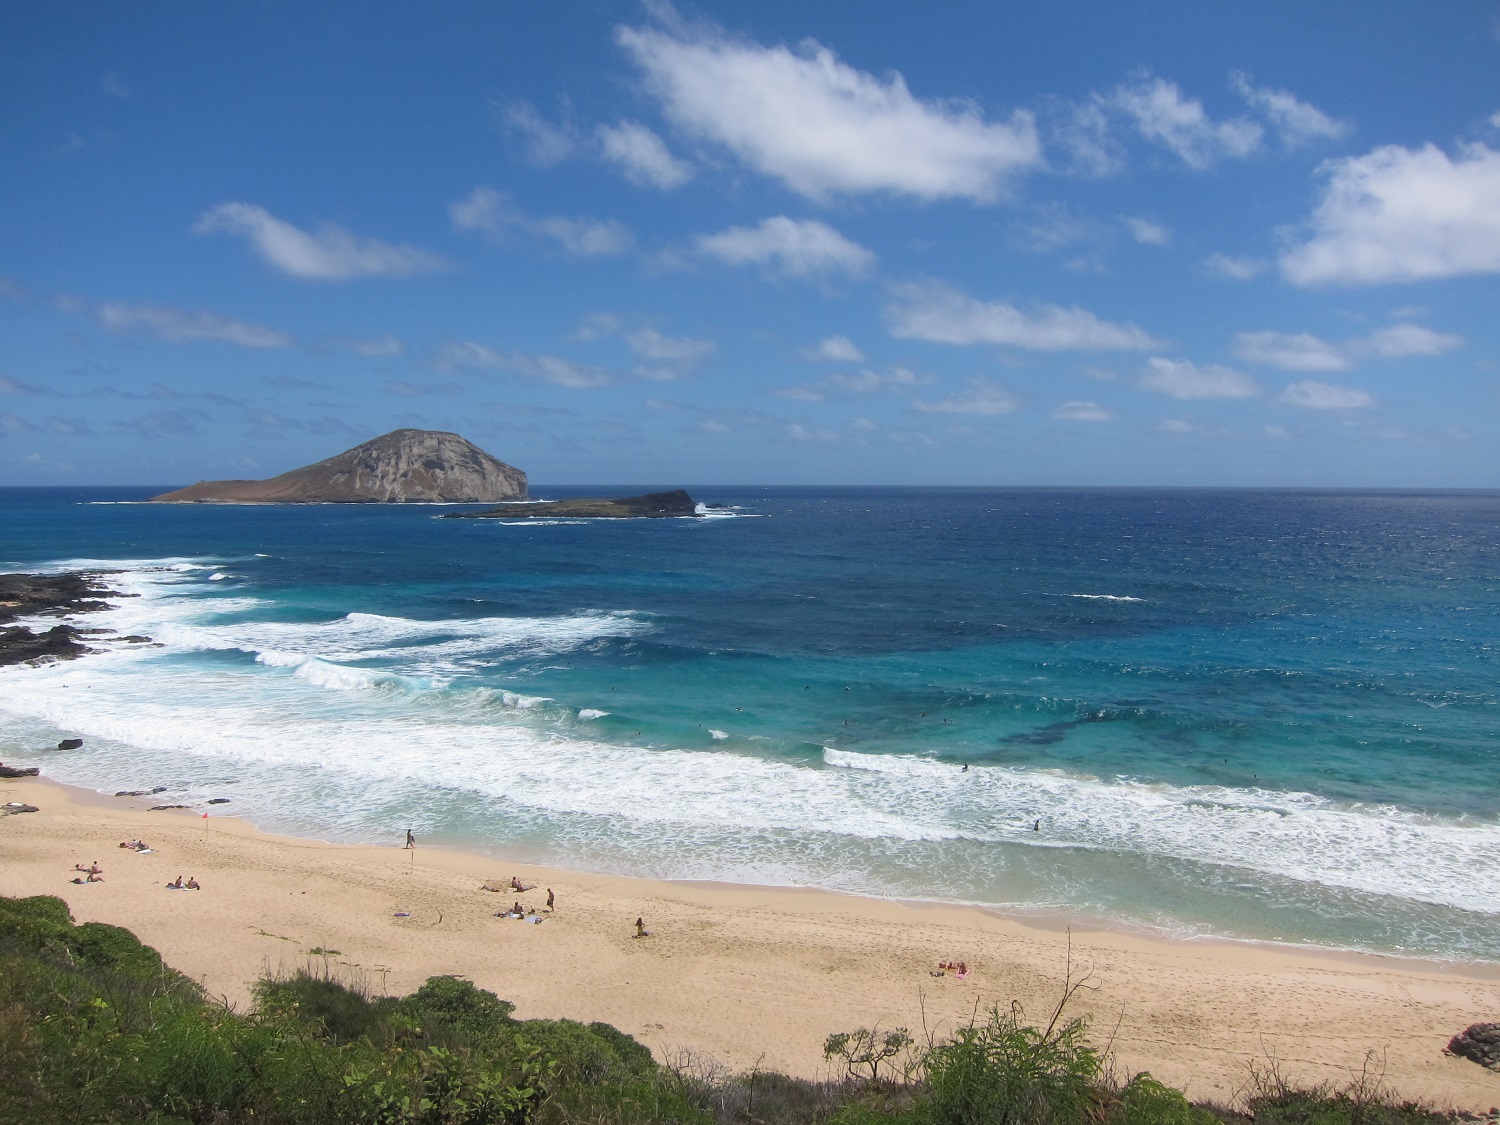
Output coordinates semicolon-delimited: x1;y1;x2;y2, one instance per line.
1363;323;1464;357
886;281;1160;351
502;101;578;165
803;334;864;362
597;120;694;188
1105;73;1262;169
1051;399;1117;421
1281;142;1500;285
450;187;633;257
1278;380;1375;409
616;16;1041;201
625;327;716;365
431;342;614;388
697;216;873;278
194;203;448;280
1230;72;1349;146
98;303;294;349
1123;216;1170;245
1202;253;1269;280
911;377;1020;415
1139;357;1260;400
1233;324;1462;369
1233;331;1350;372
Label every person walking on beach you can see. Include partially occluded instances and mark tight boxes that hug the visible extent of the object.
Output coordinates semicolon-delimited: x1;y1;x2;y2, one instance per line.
404;829;415;849
546;888;555;912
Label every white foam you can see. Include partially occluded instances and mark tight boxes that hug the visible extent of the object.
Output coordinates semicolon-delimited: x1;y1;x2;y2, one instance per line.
578;709;609;720
709;729;729;740
1057;593;1144;602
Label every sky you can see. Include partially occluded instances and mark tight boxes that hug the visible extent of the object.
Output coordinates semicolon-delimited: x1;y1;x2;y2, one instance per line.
2;2;1498;487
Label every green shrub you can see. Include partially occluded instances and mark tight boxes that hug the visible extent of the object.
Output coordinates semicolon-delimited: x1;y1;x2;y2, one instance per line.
1111;1074;1220;1124
254;966;381;1043
920;1005;1103;1125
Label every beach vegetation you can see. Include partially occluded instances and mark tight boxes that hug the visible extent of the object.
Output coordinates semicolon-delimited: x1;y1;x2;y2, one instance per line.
0;895;1468;1125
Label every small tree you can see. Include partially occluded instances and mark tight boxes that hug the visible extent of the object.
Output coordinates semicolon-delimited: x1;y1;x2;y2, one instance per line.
823;1026;914;1085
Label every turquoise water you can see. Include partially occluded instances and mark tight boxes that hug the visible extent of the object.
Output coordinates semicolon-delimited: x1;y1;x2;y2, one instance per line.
1;486;1497;958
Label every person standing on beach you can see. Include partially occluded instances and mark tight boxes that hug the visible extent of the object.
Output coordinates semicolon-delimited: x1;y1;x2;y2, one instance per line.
404;829;415;849
546;888;554;911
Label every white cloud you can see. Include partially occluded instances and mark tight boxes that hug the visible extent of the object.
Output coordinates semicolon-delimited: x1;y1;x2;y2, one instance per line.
1281;142;1500;285
1158;416;1222;436
194;203;447;280
1139;357;1260;400
887;281;1160;352
1052;399;1117;421
626;327;716;364
0;374;46;395
98;303;294;349
775;365;930;402
431;342;613;388
1233;331;1350;372
803;334;864;362
1362;323;1463;358
1233;324;1463;369
1051;101;1124;177
1230;73;1349;146
1105;74;1262;170
912;377;1020;415
1278;380;1375;409
597;120;694;188
1123;216;1170;245
450;187;633;257
617;17;1041;201
1202;253;1269;280
697;216;873;278
502;101;577;165
335;334;406;358
787;423;842;443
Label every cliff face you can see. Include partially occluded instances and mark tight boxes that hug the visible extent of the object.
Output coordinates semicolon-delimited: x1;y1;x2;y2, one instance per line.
151;430;527;503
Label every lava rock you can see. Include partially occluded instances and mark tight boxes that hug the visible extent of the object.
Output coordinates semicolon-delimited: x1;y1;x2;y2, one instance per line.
1449;1024;1500;1069
206;798;231;805
0;765;40;778
57;738;84;750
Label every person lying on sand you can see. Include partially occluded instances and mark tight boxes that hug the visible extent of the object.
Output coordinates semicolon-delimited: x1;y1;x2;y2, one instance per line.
70;872;104;884
510;876;535;892
74;861;102;874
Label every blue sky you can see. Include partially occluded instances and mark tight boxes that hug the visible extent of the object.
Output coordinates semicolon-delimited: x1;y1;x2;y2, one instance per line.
3;1;1498;487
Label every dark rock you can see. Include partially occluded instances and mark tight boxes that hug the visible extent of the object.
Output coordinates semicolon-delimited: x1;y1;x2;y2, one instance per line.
150;429;526;504
122;635;153;643
0;765;40;778
57;738;84;750
148;804;189;811
207;798;231;805
447;489;699;520
1449;1024;1500;1069
118;786;169;796
1;802;38;815
0;572;134;668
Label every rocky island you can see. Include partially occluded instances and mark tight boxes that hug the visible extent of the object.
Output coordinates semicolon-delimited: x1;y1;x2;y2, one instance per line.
150;429;526;504
443;489;699;520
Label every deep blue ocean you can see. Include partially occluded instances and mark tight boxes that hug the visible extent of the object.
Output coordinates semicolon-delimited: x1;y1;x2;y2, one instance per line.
2;486;1498;959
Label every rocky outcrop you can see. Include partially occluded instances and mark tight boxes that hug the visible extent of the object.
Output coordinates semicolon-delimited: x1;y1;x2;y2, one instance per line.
1449;1024;1500;1069
150;429;527;504
444;490;699;520
0;572;127;668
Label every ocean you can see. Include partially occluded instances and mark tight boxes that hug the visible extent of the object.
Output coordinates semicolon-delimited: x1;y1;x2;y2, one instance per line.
2;485;1497;960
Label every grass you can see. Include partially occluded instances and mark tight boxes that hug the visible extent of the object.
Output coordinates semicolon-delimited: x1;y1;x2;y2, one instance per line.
0;894;1471;1125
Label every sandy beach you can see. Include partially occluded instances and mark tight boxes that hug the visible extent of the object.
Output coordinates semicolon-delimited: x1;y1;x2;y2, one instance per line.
2;774;1498;1113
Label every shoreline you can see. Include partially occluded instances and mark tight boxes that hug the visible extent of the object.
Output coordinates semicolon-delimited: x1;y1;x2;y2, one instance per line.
4;773;1499;1111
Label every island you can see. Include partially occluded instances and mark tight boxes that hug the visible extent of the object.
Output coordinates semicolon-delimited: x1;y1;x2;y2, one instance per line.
442;490;700;519
150;429;526;504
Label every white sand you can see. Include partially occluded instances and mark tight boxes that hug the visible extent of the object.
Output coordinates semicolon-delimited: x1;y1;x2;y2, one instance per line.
3;775;1499;1111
